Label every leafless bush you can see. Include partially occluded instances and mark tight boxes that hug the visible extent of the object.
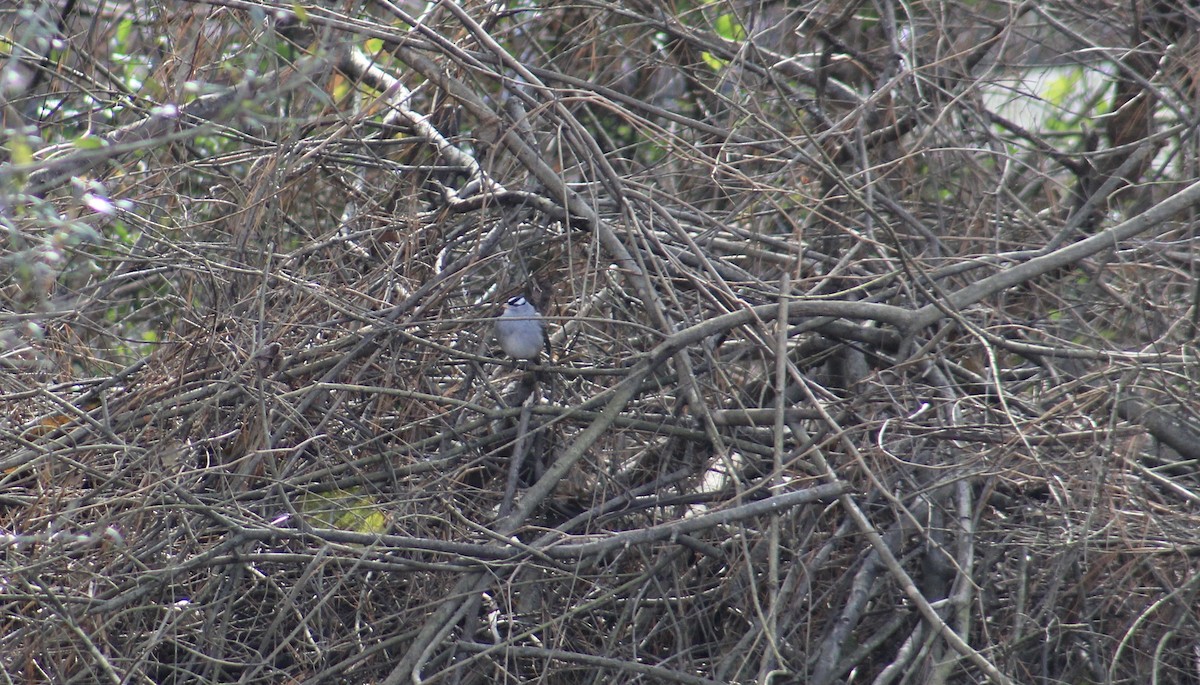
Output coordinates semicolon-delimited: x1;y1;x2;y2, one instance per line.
4;1;1200;683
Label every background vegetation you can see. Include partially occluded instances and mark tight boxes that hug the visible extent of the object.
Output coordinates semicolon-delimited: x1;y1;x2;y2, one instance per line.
4;1;1200;683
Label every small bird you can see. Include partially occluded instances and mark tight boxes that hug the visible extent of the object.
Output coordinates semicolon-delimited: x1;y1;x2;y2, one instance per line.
495;295;548;360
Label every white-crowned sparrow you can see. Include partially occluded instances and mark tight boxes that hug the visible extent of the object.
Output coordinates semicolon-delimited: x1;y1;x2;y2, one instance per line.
495;295;548;360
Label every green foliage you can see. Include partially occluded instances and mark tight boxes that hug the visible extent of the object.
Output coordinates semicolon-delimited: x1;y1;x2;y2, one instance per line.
700;9;746;71
1036;66;1111;134
114;18;134;50
1042;68;1082;109
712;11;745;41
300;488;389;535
72;134;105;151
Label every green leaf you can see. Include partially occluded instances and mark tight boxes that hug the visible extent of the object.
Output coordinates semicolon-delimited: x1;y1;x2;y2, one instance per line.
9;137;32;166
701;51;727;71
73;134;105;150
1043;68;1082;109
301;488;388;535
714;13;746;42
115;18;133;49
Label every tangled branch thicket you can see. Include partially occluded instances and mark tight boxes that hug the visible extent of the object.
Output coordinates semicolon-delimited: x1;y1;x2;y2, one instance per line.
5;1;1200;683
